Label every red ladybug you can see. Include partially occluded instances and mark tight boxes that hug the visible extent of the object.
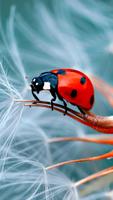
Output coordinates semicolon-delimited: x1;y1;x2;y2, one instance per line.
30;68;94;115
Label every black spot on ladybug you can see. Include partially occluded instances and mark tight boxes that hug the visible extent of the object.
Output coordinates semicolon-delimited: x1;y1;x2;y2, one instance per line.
57;69;66;75
80;77;86;85
70;89;77;98
90;95;94;105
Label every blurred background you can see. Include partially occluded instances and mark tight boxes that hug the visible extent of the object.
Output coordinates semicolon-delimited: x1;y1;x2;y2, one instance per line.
0;0;113;199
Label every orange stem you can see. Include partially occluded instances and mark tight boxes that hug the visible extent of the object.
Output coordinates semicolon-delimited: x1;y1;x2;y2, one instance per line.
25;102;113;133
46;151;113;170
48;136;113;145
15;99;113;133
74;166;113;187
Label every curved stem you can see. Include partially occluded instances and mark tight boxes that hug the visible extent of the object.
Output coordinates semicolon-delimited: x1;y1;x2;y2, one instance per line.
21;100;113;133
73;166;113;187
48;136;113;145
46;151;113;170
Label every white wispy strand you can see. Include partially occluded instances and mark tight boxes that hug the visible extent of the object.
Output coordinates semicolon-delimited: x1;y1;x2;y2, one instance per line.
1;6;28;87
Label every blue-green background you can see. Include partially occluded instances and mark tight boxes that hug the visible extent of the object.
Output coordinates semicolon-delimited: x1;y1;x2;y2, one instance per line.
0;0;113;199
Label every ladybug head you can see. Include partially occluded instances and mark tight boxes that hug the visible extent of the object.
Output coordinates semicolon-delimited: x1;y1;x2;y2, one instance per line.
30;77;44;93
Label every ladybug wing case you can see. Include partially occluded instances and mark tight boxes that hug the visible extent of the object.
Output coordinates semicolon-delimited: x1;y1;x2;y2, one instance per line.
51;69;94;110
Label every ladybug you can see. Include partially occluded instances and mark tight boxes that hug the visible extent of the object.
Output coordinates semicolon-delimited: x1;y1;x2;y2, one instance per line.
30;68;94;115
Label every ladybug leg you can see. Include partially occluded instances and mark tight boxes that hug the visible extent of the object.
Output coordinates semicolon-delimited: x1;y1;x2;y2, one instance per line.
62;99;67;115
50;88;56;111
77;106;86;116
57;93;67;115
31;87;40;103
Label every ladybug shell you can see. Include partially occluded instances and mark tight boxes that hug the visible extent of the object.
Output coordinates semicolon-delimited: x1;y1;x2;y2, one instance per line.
51;68;94;110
